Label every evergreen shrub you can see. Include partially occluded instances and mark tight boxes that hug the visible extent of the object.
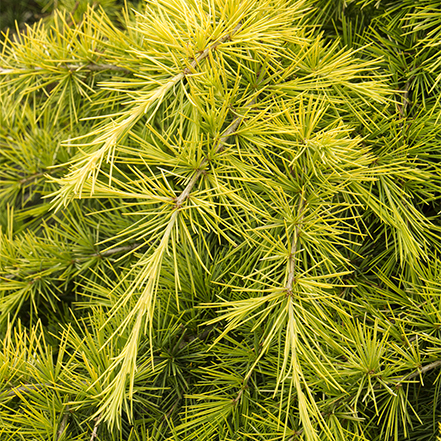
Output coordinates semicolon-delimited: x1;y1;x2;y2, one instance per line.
1;0;441;439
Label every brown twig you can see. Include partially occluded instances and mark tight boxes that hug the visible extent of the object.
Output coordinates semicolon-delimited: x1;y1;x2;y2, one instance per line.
90;416;101;441
164;398;181;420
233;387;245;404
288;430;304;441
0;64;131;75
174;111;247;208
286;192;306;296
182;22;242;76
173;24;249;209
5;383;46;397
93;242;142;258
1;243;143;283
19;172;45;186
77;64;130;73
65;1;80;27
397;79;412;120
56;407;69;440
399;359;441;382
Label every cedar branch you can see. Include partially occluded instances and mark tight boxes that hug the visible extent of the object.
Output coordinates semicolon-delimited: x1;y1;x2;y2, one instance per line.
56;407;69;440
4;383;45;397
182;22;242;76
174;112;246;208
400;359;441;382
0;64;131;74
173;22;246;208
1;22;242;78
90;416;101;441
286;192;306;296
0;243;143;283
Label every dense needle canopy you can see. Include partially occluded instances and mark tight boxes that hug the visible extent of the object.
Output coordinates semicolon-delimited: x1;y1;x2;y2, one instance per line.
1;0;441;440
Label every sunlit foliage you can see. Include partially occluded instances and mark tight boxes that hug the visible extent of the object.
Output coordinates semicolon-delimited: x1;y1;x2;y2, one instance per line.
1;0;441;439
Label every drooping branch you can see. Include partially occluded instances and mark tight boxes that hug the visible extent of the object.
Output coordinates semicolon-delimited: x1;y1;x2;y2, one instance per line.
48;21;244;205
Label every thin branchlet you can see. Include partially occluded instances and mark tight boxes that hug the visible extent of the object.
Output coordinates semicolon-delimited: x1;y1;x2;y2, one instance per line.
182;22;243;76
0;64;131;74
401;359;441;382
286;192;306;296
0;243;143;282
90;416;101;441
174;107;247;208
56;408;69;440
5;383;46;397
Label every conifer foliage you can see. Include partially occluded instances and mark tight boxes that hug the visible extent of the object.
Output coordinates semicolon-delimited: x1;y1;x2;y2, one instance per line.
1;0;441;439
